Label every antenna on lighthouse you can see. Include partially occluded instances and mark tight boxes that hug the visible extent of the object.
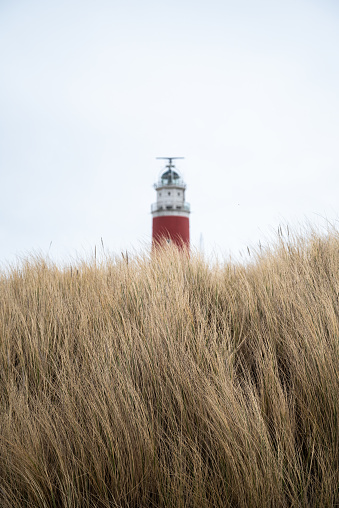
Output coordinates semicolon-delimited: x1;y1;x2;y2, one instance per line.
156;157;184;167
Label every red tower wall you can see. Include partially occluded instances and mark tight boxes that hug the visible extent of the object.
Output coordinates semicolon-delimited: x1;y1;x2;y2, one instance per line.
152;215;190;249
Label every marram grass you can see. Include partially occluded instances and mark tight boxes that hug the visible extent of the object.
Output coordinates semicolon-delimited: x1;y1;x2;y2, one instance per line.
0;231;338;507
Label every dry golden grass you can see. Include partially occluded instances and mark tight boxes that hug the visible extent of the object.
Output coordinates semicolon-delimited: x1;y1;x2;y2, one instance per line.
0;229;338;507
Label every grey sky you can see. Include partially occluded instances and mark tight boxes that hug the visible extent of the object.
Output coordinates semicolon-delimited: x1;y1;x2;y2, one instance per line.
1;0;339;264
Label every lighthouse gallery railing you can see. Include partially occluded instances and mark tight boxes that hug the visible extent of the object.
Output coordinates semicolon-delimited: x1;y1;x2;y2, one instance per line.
151;202;190;213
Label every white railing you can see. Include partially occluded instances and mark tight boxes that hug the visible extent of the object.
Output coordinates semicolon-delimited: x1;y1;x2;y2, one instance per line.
154;180;186;189
151;202;190;213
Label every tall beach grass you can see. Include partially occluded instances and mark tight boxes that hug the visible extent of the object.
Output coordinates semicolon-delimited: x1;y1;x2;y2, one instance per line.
0;229;338;507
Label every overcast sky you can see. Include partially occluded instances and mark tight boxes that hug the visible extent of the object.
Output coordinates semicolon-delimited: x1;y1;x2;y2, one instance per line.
1;0;339;265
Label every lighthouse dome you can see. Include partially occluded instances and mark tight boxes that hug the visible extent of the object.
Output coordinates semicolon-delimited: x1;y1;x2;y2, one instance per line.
154;158;186;190
156;168;186;189
160;168;181;185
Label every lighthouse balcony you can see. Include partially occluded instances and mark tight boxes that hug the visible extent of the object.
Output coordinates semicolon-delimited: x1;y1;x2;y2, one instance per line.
151;202;190;213
154;180;186;190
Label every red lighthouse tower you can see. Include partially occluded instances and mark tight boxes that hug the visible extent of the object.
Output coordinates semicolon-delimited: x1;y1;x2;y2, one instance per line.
151;157;190;249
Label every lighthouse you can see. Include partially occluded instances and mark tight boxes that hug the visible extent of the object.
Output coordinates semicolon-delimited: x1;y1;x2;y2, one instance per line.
151;157;190;249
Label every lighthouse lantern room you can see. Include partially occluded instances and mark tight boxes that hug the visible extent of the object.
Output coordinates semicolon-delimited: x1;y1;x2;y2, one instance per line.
151;157;190;249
